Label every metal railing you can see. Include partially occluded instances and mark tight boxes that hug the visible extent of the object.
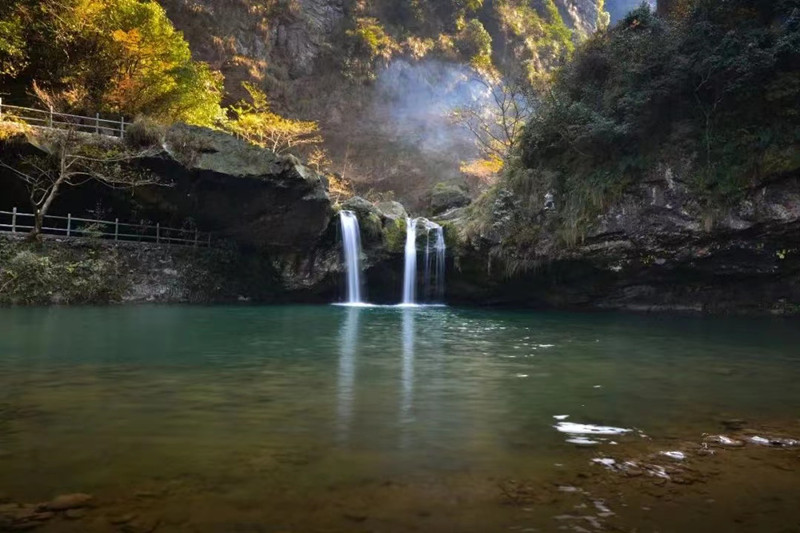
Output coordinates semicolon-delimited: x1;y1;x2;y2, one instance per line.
0;208;211;247
0;99;127;139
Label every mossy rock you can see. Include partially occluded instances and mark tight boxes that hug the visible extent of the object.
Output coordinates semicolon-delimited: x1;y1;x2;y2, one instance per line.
430;182;471;214
362;212;384;242
440;222;463;252
376;201;408;221
383;217;407;254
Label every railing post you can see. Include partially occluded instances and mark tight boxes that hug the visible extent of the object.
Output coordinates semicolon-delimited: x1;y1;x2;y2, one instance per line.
67;213;71;237
207;234;211;247
194;228;198;248
49;106;53;127
11;207;16;233
156;223;160;244
115;218;119;241
0;97;3;121
96;113;100;135
120;117;125;139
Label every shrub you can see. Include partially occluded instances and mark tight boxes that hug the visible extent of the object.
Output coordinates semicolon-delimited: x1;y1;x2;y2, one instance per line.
125;117;166;149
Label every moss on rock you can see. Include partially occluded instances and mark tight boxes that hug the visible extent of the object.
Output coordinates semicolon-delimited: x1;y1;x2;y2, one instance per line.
383;217;408;254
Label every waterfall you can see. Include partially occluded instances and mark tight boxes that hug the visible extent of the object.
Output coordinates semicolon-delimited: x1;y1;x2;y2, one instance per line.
422;223;446;303
423;229;432;302
339;211;364;304
431;225;446;303
402;218;418;305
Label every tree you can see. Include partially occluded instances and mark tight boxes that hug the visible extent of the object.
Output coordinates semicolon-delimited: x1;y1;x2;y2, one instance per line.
451;70;534;163
0;127;163;238
102;0;224;124
0;14;26;77
227;82;324;156
456;19;493;69
1;0;224;126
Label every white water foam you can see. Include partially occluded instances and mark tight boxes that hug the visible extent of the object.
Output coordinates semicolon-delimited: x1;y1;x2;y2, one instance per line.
660;451;686;460
567;437;600;445
555;422;633;435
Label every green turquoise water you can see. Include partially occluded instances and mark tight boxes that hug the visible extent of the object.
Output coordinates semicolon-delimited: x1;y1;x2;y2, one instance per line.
0;305;799;531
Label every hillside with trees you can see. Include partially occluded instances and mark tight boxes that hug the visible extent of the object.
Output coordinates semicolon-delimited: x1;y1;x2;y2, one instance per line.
469;0;800;255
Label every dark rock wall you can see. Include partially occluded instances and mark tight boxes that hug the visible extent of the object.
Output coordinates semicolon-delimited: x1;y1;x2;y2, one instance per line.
447;172;800;315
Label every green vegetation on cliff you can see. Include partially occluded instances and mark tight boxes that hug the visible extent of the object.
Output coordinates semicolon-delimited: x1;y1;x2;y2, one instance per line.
487;0;800;246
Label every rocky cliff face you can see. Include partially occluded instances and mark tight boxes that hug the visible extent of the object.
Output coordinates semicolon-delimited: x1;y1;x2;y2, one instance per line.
156;0;607;210
159;0;604;92
558;0;603;36
0;124;344;302
157;0;345;101
271;0;345;78
447;167;800;314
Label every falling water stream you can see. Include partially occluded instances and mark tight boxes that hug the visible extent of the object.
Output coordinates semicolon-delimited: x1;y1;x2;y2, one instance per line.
339;211;364;304
402;218;418;305
341;212;445;306
424;224;446;303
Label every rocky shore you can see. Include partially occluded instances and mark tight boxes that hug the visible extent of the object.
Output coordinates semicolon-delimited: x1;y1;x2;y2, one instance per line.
2;419;798;532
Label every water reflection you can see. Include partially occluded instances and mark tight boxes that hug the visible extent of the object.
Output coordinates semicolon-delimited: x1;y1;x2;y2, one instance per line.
400;308;415;447
337;306;360;443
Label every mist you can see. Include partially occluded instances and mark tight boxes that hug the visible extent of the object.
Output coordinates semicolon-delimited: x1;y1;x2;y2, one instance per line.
371;59;487;161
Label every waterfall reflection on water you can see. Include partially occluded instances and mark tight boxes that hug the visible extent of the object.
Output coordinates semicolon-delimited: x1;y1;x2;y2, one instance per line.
337;306;360;443
400;308;416;447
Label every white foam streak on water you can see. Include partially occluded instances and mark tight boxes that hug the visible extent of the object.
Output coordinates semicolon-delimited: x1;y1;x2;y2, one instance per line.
591;458;617;468
567;437;600;445
660;451;686;460
555;422;633;435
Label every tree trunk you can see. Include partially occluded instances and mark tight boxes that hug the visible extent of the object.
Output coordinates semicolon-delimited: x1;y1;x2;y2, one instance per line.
28;210;43;242
30;178;64;241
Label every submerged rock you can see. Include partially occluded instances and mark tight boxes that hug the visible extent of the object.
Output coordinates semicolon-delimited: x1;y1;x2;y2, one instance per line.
43;493;93;511
703;435;745;448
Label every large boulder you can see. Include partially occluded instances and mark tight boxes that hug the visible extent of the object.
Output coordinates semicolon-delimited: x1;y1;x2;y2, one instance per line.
376;201;408;221
341;196;380;220
430;182;471;214
148;123;333;251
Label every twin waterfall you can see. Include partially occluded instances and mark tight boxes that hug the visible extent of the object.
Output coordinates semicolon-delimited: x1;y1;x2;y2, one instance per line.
339;211;445;306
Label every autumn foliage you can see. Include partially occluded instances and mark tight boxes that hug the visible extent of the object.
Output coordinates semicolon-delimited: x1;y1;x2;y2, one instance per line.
0;0;223;125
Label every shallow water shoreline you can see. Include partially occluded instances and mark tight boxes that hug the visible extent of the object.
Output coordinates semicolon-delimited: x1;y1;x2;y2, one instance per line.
2;305;799;531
